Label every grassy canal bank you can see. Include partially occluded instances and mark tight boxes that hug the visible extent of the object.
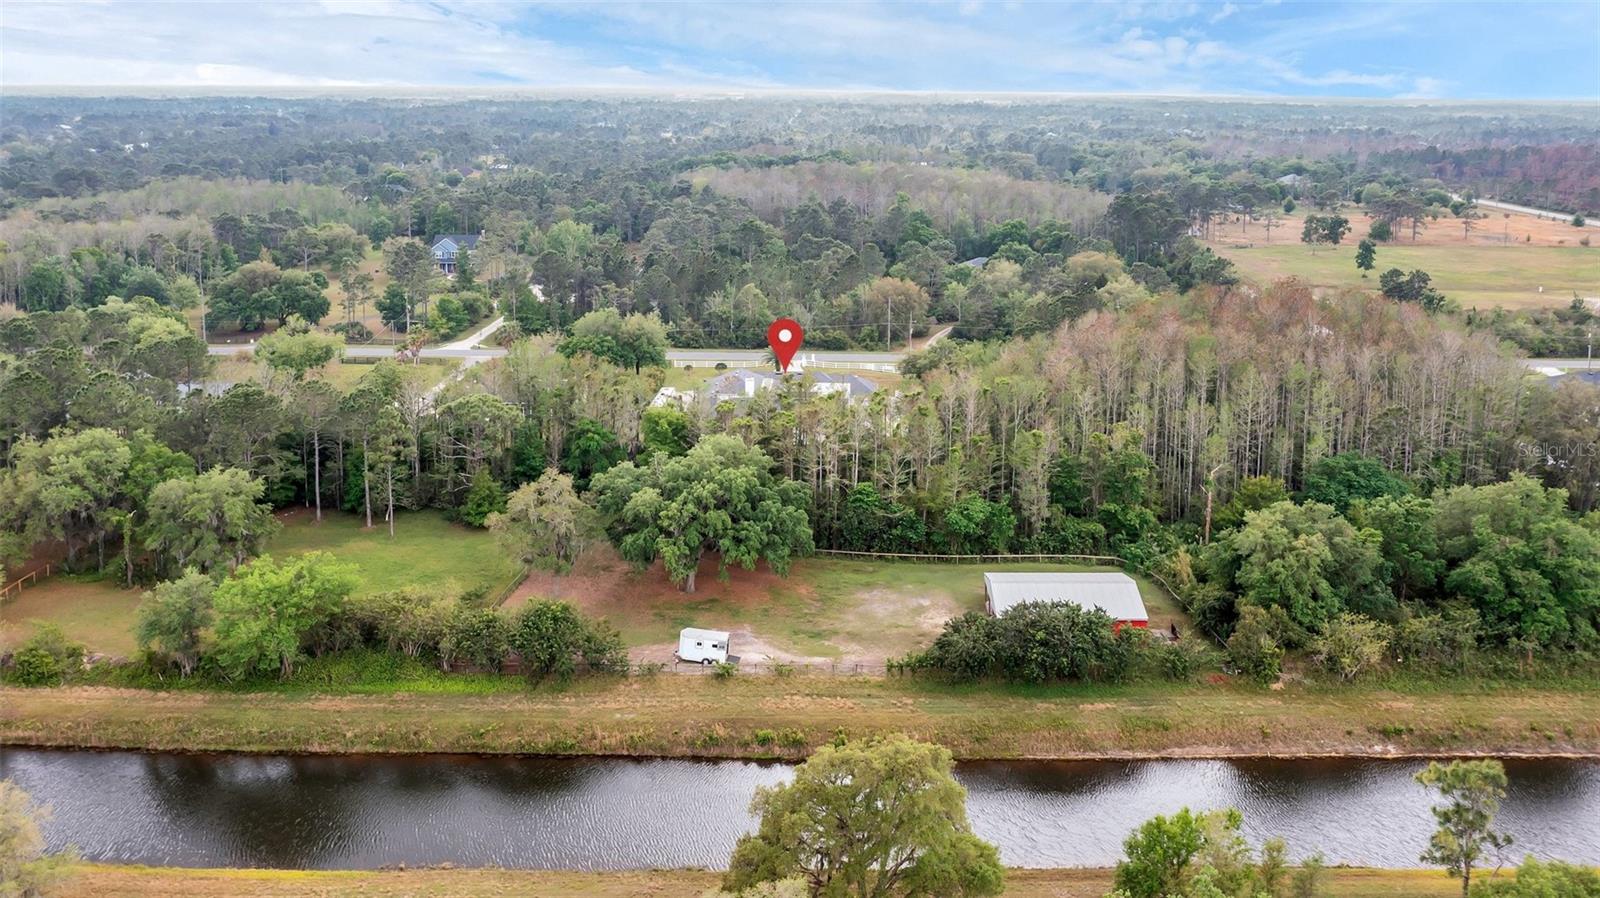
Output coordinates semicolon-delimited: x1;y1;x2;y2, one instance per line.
5;673;1598;759
61;865;1471;898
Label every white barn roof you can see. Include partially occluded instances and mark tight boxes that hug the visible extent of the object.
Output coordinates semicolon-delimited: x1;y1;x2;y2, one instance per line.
983;572;1148;622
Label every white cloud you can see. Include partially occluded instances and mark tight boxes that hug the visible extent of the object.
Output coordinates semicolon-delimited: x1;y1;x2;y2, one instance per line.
0;0;741;88
0;0;1484;99
1398;76;1449;99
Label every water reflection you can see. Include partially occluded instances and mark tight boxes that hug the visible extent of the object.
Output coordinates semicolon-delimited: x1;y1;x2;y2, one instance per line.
1;749;1594;870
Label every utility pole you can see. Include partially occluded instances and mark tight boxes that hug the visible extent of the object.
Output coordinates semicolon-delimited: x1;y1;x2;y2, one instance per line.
885;289;892;349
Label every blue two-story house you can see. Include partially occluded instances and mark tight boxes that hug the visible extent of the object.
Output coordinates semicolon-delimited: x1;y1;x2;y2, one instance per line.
430;233;481;275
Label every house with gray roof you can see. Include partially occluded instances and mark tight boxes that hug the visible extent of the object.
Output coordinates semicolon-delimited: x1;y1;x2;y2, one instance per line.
704;368;877;403
430;233;481;275
650;366;879;411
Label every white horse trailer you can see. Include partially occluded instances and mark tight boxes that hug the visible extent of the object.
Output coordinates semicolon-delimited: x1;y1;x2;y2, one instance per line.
676;627;731;664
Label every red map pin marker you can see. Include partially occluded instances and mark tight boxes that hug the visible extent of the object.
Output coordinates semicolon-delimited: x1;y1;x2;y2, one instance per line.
767;317;803;373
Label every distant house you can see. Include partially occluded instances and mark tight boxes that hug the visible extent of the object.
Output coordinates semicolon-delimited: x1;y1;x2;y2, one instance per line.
705;367;878;403
430;233;481;274
960;256;989;269
982;571;1149;631
177;380;238;399
650;366;879;411
650;386;696;409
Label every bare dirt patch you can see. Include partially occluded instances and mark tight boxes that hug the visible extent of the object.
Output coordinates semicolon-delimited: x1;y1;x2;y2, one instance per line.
509;549;967;666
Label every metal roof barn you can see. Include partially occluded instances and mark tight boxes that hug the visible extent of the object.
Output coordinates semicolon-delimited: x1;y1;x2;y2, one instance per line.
982;572;1149;626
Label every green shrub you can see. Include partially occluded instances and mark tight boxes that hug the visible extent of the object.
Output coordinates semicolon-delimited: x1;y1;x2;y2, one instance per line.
5;623;85;686
9;647;66;686
1475;857;1600;897
508;600;629;680
1392;607;1480;671
1227;606;1283;684
712;661;737;679
911;602;1131;683
460;469;507;528
1310;613;1391;681
439;605;509;671
1158;637;1214;681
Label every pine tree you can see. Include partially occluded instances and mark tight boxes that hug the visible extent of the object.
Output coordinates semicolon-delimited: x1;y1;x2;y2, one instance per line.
1355;238;1376;275
460;468;506;528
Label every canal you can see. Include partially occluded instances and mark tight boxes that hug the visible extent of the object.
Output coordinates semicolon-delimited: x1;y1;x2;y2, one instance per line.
3;749;1596;870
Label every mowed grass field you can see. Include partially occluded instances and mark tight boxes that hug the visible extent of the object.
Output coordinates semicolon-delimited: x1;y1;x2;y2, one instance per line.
58;865;1470;898
8;674;1597;759
1;510;520;654
507;551;1183;664
0;575;142;656
1205;207;1599;310
206;355;459;393
4;518;1162;664
267;509;522;599
1211;241;1598;310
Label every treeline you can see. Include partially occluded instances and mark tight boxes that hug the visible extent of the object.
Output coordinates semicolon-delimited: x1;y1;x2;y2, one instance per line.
492;184;1190;350
7;274;1595;581
1167;468;1599;681
695;160;1108;241
1467;298;1600;359
7;96;1594;211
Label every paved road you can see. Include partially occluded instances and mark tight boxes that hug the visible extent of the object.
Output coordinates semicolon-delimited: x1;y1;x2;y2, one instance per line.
208;343;909;364
208;343;504;360
1453;195;1600;228
1522;357;1596;371
440;315;505;352
212;339;1583;372
210;342;913;368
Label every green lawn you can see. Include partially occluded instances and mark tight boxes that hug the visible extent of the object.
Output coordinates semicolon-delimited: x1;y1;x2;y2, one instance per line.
0;575;142;656
3;536;1170;664
267;509;522;599
1;511;521;655
1212;242;1599;310
208;357;458;393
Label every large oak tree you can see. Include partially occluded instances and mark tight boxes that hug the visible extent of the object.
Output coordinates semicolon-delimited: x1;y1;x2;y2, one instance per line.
591;434;812;592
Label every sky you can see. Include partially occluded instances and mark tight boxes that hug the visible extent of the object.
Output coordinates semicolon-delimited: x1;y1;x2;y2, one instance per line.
3;1;1598;100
